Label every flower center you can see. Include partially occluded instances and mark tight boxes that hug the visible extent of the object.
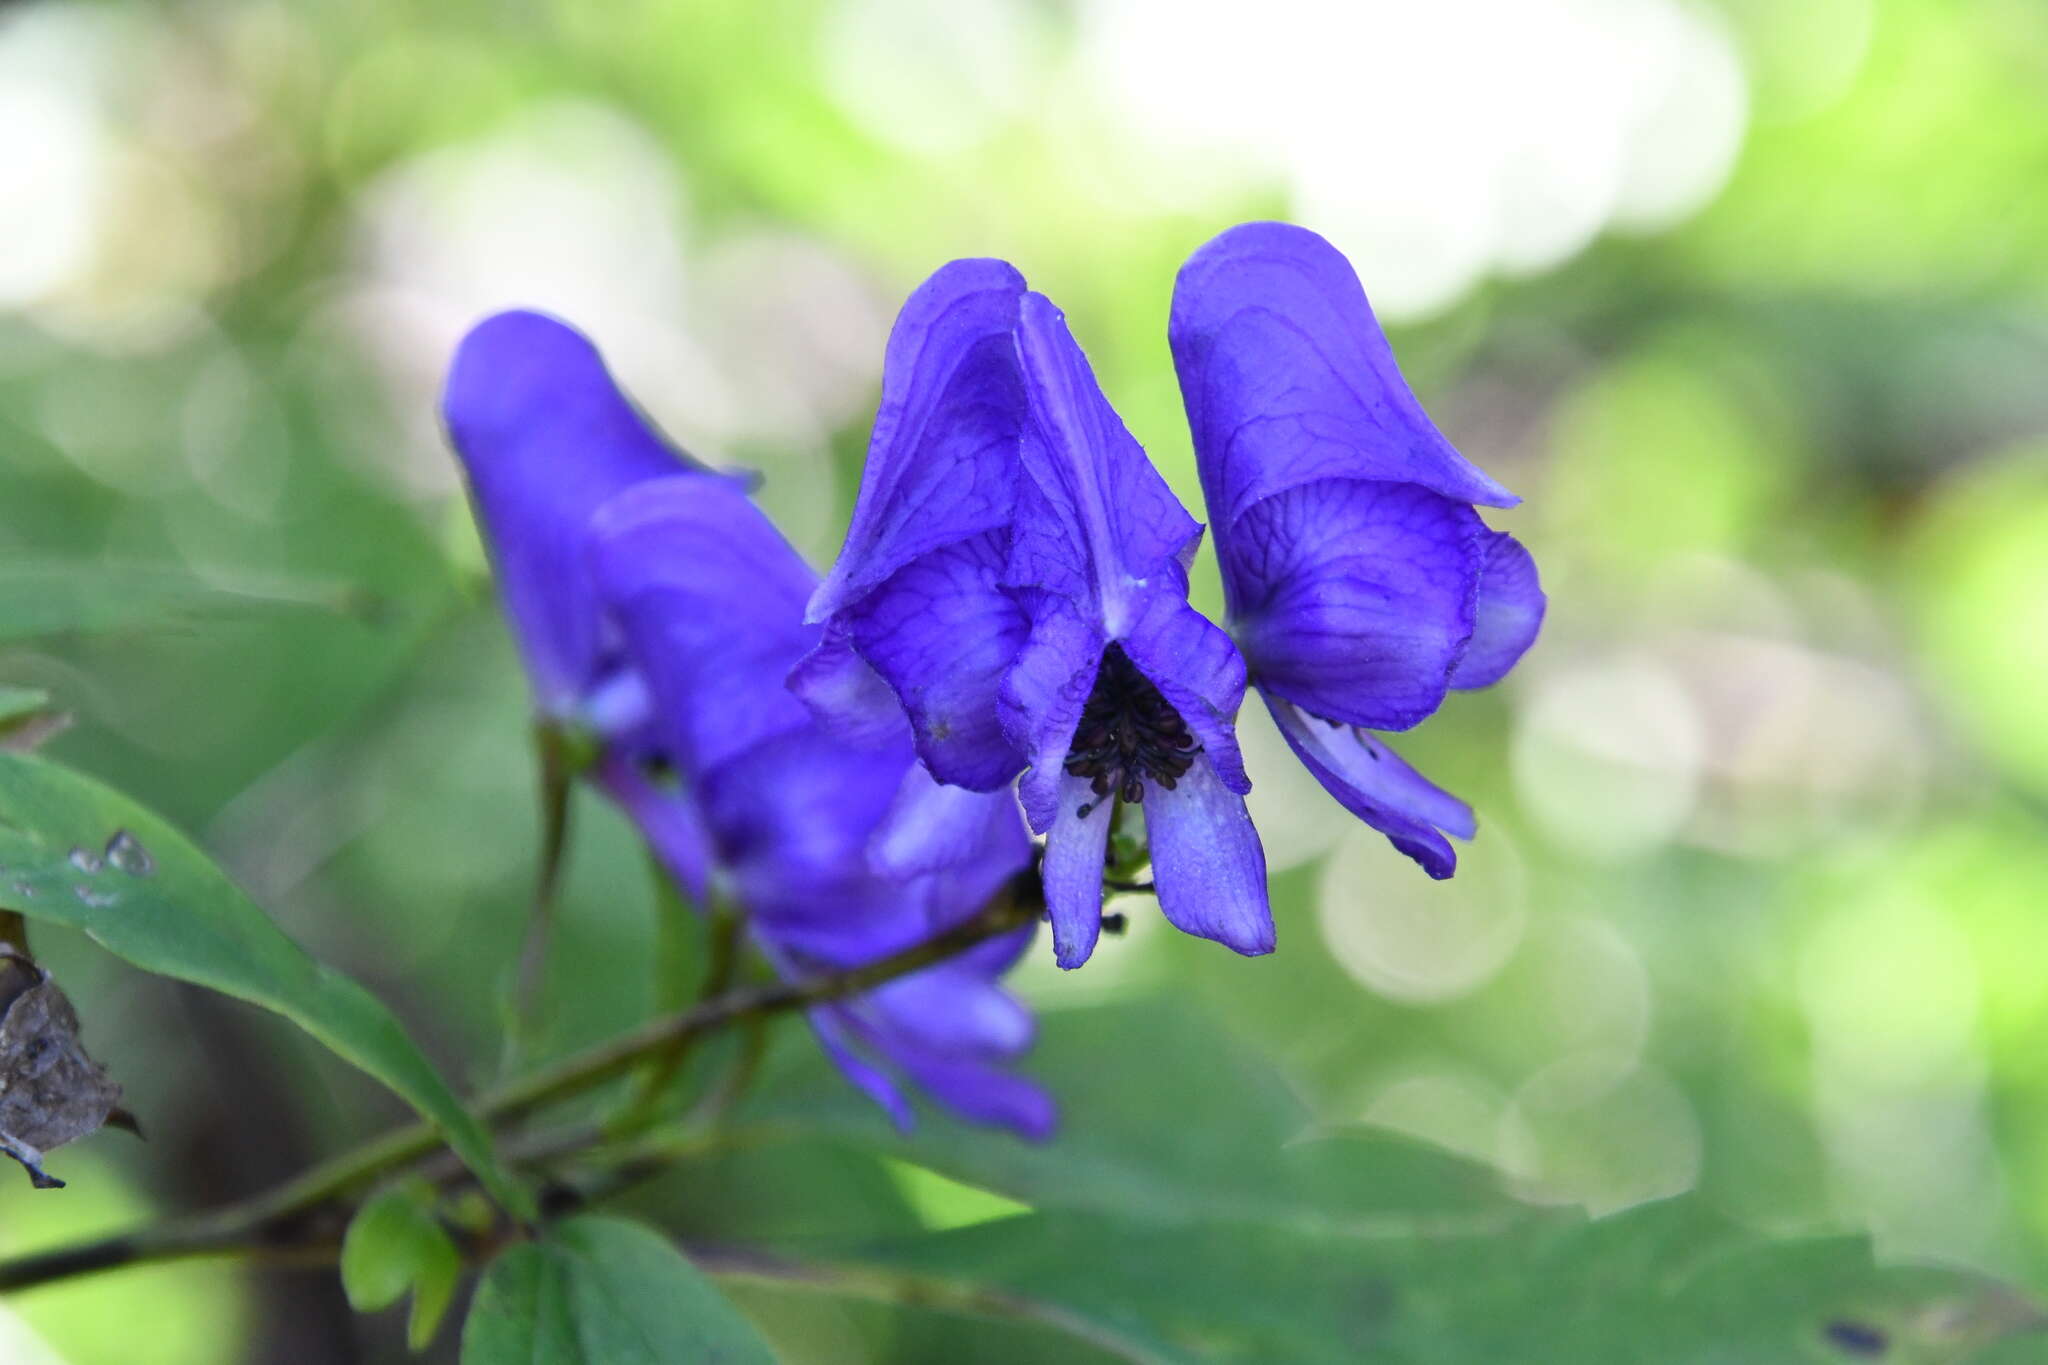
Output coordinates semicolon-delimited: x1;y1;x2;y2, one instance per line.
1063;643;1199;809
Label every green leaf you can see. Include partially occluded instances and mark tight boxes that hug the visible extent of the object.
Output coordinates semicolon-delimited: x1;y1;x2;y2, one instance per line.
746;998;1500;1228
819;1200;2030;1364
341;1182;464;1349
0;562;376;643
462;1216;776;1365
0;752;531;1218
342;1187;433;1313
745;998;2040;1361
407;1238;463;1353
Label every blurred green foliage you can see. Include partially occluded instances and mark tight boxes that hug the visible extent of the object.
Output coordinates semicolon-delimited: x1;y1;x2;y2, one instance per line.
3;0;2048;1359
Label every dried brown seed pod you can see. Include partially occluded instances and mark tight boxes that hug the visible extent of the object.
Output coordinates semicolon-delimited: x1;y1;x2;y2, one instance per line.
0;947;123;1189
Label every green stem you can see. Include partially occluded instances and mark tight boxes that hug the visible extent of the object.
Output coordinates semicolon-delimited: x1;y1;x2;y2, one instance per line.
0;891;1037;1295
688;1018;768;1129
647;860;716;1016
0;1222;345;1293
507;721;578;1066
619;886;743;1129
491;891;1029;1122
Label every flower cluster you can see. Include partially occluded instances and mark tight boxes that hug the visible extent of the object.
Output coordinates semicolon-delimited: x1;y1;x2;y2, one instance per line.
443;312;1052;1139
441;221;1542;1137
802;223;1544;968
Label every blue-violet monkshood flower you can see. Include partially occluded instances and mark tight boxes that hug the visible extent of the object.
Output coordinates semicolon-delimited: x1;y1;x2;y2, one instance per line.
443;310;1053;1139
442;310;718;887
441;311;688;740
1168;222;1546;877
798;264;1271;970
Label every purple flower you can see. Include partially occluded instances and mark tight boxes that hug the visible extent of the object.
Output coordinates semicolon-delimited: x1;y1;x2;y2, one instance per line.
444;310;717;884
801;267;1270;970
591;477;1050;1138
444;311;1052;1139
442;310;697;735
1169;222;1546;876
798;259;1034;788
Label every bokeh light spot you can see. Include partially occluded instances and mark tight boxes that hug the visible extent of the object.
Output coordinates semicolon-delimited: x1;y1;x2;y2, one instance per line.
1317;819;1527;1005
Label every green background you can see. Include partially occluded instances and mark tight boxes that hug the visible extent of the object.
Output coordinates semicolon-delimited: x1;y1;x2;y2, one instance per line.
4;0;2048;1359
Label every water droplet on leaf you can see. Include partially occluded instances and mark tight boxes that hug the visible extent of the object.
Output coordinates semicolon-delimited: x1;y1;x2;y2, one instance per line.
103;831;153;877
71;887;116;910
66;847;103;875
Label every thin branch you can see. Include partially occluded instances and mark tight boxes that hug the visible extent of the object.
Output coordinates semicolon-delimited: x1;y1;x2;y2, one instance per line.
0;1222;345;1292
0;1223;1159;1365
0;891;1038;1295
488;891;1031;1123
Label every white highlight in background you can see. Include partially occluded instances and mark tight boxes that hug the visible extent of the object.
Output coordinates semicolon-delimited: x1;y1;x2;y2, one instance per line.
1512;656;1706;861
1082;0;1748;318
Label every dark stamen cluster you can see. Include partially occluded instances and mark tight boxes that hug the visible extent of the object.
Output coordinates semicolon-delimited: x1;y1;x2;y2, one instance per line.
1063;644;1199;813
